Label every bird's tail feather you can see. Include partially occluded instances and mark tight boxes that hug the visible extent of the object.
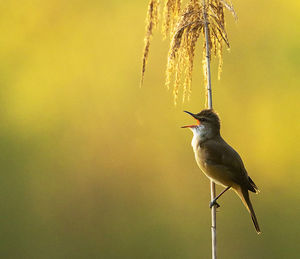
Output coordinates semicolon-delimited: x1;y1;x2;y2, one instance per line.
236;187;261;234
248;176;259;193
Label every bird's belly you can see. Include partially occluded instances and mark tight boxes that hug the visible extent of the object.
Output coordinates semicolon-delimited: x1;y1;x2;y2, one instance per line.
195;157;233;187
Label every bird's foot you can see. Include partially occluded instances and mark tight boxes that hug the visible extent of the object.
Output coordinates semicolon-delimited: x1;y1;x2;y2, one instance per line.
209;200;220;209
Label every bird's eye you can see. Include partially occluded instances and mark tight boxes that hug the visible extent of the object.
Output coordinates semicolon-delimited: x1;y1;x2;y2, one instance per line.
200;118;207;122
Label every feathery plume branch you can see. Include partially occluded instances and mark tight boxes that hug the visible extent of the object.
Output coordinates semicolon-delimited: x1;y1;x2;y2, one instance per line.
141;0;160;86
141;0;236;104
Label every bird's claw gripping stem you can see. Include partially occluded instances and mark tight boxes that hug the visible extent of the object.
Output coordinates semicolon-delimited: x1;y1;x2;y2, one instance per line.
209;200;220;208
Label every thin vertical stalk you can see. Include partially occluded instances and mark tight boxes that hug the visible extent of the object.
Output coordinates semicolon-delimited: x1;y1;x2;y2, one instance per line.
203;0;217;259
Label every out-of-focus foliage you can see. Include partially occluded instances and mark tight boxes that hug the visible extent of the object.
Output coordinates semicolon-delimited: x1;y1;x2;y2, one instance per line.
0;0;299;258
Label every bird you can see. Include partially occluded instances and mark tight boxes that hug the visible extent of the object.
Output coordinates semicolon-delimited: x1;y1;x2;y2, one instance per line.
182;109;261;234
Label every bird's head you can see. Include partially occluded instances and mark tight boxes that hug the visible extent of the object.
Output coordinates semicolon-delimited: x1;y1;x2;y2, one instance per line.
182;109;220;137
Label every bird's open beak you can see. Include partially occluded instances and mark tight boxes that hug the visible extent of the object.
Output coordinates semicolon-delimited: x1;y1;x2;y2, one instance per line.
181;111;200;128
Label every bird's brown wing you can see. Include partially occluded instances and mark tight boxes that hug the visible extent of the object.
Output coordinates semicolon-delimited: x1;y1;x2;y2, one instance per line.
200;136;250;187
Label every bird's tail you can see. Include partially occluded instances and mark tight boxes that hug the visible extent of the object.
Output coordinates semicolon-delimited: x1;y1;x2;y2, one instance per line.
236;187;261;234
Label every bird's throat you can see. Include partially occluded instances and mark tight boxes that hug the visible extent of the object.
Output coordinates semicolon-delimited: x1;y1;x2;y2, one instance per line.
191;125;210;150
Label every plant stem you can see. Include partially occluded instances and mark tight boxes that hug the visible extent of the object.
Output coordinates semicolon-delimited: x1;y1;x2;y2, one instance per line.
203;0;217;259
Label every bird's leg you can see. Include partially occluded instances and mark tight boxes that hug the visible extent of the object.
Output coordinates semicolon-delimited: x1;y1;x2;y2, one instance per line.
209;186;231;208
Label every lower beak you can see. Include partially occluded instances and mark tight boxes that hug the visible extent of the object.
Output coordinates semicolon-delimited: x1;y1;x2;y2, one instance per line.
181;125;196;128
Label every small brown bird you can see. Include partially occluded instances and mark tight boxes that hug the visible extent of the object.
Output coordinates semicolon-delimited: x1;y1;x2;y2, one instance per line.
182;109;261;234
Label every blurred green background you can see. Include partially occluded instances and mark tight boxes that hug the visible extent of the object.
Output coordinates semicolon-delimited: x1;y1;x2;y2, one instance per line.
0;0;299;258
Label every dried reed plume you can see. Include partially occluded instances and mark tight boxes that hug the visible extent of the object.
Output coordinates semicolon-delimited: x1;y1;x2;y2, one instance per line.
141;0;159;86
141;0;236;105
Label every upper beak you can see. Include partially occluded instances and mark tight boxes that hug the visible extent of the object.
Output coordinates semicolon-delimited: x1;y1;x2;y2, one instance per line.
181;111;199;128
184;110;197;118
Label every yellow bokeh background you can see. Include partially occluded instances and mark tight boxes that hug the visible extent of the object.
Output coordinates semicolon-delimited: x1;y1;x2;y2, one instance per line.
0;0;299;258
